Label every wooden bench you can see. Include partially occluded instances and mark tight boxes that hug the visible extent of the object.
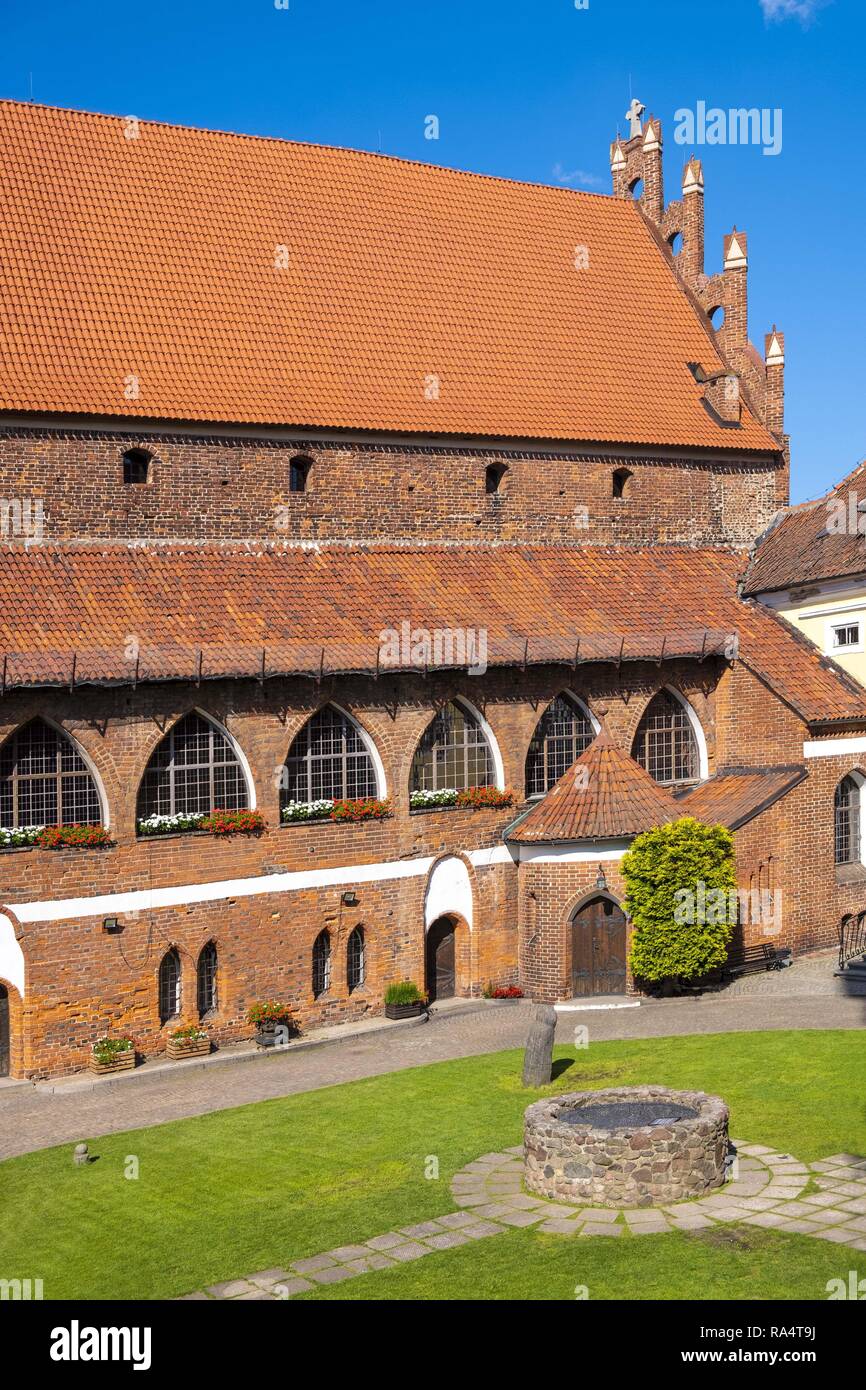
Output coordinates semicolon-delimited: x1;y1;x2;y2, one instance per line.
723;943;791;978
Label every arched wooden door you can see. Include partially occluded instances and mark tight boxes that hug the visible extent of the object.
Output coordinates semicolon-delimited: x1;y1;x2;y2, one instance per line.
0;984;9;1077
571;897;627;996
426;917;456;1001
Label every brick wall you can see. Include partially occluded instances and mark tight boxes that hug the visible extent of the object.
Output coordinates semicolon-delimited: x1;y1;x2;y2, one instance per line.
0;426;783;547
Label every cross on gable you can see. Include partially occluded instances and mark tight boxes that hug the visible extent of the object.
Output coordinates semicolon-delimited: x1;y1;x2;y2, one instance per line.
625;98;645;139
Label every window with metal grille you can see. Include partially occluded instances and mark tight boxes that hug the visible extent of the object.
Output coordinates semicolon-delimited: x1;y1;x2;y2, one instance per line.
347;926;365;992
158;948;181;1024
525;695;595;796
312;930;331;998
835;776;861;865
0;719;102;829
197;941;218;1016
137;712;249;822
410;701;494;793
632;690;699;785
123;448;151;484
282;706;377;805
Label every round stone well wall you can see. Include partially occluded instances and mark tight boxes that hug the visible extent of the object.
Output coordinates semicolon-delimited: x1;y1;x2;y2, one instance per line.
524;1085;729;1208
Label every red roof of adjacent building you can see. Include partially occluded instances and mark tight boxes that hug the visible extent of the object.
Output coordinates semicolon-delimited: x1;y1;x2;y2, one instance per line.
0;100;778;451
743;460;866;595
506;730;683;843
0;541;862;725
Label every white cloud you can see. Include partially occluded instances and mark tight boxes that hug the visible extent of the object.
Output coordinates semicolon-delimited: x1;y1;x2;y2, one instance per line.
759;0;829;24
552;162;604;189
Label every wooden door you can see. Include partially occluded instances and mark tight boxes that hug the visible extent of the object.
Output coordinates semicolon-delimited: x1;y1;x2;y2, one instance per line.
571;897;626;996
426;918;456;1001
0;985;9;1077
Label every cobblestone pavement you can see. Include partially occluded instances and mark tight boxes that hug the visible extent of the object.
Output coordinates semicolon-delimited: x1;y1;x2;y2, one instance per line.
2;985;865;1162
178;1146;866;1299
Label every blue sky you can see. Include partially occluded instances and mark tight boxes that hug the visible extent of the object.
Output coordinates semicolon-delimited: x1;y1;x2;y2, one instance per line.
2;0;861;503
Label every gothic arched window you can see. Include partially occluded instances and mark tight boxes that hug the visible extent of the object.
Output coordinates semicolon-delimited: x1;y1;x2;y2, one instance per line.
281;706;378;806
347;926;365;992
835;776;862;865
312;930;332;998
137;712;249;822
525;695;595;797
632;690;700;786
410;701;494;793
158;948;181;1024
0;719;102;828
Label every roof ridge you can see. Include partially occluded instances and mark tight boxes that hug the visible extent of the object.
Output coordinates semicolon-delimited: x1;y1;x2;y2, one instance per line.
0;96;618;203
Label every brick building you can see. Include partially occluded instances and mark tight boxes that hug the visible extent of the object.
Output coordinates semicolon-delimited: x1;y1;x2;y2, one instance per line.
0;97;863;1077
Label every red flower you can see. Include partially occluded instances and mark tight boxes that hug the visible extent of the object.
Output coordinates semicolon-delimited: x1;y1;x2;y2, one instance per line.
36;824;112;850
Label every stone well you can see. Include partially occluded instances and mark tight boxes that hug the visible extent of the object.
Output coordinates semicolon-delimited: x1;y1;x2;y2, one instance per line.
524;1085;729;1208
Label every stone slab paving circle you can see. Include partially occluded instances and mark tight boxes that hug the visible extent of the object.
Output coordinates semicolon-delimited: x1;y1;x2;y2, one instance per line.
179;1146;866;1299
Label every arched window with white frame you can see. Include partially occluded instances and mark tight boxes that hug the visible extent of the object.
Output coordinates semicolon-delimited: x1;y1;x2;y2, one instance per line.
835;774;863;866
281;705;380;807
525;694;597;797
632;689;703;787
0;718;104;829
410;700;495;793
137;712;251;823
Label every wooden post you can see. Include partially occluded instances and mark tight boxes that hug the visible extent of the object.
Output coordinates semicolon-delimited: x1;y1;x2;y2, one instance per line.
522;1003;557;1087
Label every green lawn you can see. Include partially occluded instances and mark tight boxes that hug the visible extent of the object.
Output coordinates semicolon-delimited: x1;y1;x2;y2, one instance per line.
1;1030;864;1301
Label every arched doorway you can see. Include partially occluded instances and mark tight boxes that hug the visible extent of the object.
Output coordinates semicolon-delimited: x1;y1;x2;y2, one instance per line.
426;917;456;1002
571;896;627;996
0;983;9;1077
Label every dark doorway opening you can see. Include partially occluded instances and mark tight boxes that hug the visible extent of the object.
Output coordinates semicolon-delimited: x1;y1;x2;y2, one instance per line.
426;917;456;1001
571;896;627;996
0;984;9;1077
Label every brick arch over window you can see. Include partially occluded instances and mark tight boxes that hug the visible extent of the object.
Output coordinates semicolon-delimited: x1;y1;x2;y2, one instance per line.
631;688;706;786
280;705;383;807
525;693;598;797
835;772;865;866
410;699;499;794
136;711;252;824
0;717;105;829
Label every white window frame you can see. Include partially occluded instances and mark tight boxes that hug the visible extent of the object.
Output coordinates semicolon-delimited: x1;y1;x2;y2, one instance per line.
826;618;864;656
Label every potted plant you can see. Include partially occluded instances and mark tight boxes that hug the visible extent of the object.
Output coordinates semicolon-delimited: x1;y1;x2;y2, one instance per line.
483;983;524;1002
89;1036;135;1075
166;1023;211;1060
384;981;427;1020
247;1000;295;1049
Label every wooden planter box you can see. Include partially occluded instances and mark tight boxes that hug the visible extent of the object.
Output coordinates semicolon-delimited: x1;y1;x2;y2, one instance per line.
167;1037;211;1061
89;1049;135;1075
385;1001;426;1020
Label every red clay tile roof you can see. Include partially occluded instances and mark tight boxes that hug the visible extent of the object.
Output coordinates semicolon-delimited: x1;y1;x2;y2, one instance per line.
0;542;862;725
743;461;866;595
677;765;807;829
506;730;683;843
0;100;778;452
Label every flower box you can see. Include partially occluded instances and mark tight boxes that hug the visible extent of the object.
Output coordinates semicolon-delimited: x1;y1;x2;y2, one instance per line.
384;1000;427;1020
383;981;427;1019
167;1034;211;1061
89;1040;135;1075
